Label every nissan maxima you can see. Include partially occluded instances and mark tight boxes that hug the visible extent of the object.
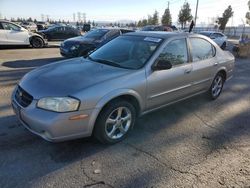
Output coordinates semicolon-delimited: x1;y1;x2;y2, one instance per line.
12;32;235;144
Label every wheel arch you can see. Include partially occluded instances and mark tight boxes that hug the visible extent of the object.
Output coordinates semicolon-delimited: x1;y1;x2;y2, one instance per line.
88;89;144;135
216;68;227;81
29;35;45;45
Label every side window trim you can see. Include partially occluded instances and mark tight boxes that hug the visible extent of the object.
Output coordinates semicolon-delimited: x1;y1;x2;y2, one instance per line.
186;37;192;63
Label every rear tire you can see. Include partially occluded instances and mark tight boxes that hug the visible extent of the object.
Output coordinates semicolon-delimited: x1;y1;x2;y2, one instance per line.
94;100;136;144
208;73;225;100
31;37;44;48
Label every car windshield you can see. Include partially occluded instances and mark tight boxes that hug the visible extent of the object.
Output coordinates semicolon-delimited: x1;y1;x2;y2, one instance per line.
83;29;109;39
89;35;162;70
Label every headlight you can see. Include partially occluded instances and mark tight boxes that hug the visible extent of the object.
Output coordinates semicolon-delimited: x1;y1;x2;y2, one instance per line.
70;44;80;51
37;97;80;112
61;42;65;47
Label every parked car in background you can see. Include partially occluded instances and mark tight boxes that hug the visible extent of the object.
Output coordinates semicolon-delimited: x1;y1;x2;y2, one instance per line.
36;21;50;31
60;28;133;57
0;20;47;48
199;31;227;50
37;25;81;41
12;32;234;144
141;25;178;32
21;22;37;32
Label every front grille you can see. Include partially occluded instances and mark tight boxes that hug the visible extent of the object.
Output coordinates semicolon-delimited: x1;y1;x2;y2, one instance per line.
15;86;33;108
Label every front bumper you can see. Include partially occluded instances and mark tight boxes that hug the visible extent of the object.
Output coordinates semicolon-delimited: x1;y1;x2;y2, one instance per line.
11;89;95;142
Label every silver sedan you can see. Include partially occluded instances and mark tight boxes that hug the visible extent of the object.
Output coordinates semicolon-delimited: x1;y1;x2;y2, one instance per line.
11;32;235;144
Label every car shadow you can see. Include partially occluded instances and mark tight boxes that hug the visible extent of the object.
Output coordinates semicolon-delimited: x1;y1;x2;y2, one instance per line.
2;57;65;69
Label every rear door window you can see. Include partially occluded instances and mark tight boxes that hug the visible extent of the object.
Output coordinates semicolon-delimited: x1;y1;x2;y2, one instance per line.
190;38;215;62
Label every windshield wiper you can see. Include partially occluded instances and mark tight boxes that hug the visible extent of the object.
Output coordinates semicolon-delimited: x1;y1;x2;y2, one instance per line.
89;58;123;68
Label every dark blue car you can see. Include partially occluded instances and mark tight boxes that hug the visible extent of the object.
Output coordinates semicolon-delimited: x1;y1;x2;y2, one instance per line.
60;28;133;57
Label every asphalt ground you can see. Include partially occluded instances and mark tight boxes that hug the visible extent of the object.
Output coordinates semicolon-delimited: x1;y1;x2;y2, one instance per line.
0;43;249;188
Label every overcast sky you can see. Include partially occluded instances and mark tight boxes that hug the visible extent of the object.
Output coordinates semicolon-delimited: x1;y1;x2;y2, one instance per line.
0;0;249;26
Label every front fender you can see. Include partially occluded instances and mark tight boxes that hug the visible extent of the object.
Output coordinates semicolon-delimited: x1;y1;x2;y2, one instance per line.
87;89;144;135
95;88;144;111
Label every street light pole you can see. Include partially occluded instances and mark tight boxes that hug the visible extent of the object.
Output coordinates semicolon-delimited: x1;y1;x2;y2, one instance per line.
194;0;199;25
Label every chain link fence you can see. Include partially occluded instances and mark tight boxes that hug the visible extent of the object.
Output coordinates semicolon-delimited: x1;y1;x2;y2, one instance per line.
193;26;250;38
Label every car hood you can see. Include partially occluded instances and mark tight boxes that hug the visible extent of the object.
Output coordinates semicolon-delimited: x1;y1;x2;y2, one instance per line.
63;36;98;45
19;58;131;99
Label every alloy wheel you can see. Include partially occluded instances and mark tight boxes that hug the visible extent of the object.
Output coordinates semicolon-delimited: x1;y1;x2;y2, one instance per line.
212;75;223;98
105;107;132;140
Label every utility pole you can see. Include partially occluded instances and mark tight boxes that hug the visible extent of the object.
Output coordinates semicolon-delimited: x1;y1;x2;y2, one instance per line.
168;1;169;9
194;0;199;25
41;14;44;22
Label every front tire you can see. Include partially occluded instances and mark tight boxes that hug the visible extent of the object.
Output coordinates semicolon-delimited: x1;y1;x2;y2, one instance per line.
208;73;225;100
94;100;136;144
31;37;44;48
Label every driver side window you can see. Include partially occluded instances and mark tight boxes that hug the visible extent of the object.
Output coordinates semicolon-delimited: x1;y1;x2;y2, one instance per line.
158;38;188;67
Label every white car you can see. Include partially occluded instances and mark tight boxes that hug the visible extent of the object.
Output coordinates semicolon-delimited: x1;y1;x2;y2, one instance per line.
0;20;47;48
199;31;227;50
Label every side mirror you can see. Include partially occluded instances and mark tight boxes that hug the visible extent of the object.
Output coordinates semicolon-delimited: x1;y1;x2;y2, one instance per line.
152;59;172;71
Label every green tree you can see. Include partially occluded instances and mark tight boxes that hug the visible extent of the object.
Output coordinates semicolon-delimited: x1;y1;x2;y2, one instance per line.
152;10;159;25
27;17;33;22
178;1;193;29
147;15;153;25
137;20;142;27
218;5;234;32
246;0;250;24
162;7;172;25
142;19;148;26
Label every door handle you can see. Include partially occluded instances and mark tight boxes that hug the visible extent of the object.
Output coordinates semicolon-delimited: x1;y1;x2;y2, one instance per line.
214;62;218;66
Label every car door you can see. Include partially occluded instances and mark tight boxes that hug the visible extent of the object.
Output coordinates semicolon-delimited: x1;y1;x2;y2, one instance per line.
1;22;29;45
51;27;65;40
65;27;75;38
146;37;194;110
188;37;217;93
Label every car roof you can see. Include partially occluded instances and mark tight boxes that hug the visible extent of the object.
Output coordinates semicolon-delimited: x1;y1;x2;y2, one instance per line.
124;31;190;39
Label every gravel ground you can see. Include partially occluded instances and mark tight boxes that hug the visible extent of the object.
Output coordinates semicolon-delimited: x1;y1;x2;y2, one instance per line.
0;45;249;188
